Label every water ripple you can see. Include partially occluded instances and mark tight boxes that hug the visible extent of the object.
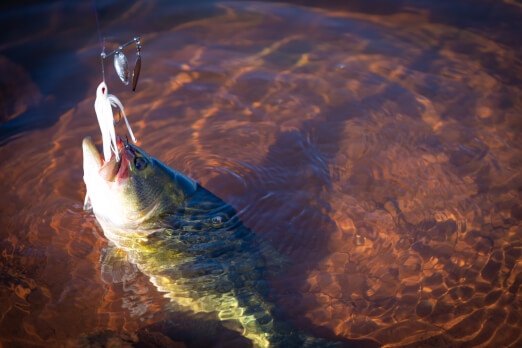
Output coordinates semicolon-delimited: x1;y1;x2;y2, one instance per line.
1;1;522;347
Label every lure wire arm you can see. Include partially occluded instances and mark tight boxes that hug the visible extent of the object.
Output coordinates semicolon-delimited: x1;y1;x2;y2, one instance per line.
100;36;142;92
101;37;141;59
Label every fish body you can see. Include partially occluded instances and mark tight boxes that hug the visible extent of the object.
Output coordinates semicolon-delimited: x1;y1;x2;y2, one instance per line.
82;137;342;347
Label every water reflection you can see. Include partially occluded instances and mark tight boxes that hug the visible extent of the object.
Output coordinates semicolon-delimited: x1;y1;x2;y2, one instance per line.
1;0;521;347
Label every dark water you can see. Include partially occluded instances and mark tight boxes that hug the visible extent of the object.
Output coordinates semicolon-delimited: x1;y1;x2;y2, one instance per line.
1;0;522;347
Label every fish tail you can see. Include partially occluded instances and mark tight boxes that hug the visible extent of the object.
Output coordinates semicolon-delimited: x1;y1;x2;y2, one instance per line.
230;293;274;347
270;325;347;348
228;294;345;347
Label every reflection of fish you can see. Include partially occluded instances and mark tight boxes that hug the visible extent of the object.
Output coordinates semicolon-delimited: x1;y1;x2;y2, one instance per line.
82;136;343;347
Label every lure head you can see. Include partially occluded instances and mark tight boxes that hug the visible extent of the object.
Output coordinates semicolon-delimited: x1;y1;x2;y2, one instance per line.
96;82;108;99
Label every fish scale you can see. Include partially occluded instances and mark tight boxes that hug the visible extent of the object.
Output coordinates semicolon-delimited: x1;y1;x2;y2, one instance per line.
112;207;277;346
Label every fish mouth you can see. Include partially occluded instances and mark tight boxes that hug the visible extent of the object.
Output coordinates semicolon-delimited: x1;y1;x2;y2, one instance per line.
82;136;131;182
83;136;103;170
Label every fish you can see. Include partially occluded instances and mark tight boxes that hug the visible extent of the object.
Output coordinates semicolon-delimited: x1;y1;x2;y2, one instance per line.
82;136;346;347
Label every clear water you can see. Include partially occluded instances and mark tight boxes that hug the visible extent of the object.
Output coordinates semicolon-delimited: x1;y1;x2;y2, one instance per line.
1;1;521;346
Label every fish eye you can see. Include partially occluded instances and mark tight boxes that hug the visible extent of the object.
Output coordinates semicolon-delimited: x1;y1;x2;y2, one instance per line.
134;156;147;170
211;215;223;226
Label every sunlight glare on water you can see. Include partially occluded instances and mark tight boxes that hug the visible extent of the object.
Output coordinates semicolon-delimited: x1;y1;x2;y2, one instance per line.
0;1;521;347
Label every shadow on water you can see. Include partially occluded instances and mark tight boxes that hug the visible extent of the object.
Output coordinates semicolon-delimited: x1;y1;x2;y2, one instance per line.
252;114;367;345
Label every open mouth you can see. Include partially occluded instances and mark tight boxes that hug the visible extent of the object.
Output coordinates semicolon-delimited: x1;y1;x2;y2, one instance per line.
83;136;131;182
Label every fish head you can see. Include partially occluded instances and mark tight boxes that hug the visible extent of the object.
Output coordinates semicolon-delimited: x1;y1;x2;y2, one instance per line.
82;136;197;233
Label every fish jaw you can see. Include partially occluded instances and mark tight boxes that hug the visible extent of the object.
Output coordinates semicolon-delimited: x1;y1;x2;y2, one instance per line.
82;136;130;229
83;136;130;184
82;136;102;173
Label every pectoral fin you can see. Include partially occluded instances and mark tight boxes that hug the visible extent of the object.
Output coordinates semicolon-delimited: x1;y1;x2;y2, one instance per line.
100;245;138;284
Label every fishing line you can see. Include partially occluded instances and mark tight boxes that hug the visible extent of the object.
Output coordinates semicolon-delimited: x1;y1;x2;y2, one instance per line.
92;0;106;81
92;0;103;52
91;0;140;165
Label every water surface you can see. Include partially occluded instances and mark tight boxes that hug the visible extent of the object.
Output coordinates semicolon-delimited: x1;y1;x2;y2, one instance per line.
1;1;521;347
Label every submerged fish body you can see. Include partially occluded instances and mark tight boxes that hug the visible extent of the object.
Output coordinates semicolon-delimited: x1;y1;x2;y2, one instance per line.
82;137;340;347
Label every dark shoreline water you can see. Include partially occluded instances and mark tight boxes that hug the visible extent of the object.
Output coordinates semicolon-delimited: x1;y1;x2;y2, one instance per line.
1;1;521;347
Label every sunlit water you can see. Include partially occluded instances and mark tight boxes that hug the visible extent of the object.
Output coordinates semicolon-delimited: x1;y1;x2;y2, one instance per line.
1;1;521;347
